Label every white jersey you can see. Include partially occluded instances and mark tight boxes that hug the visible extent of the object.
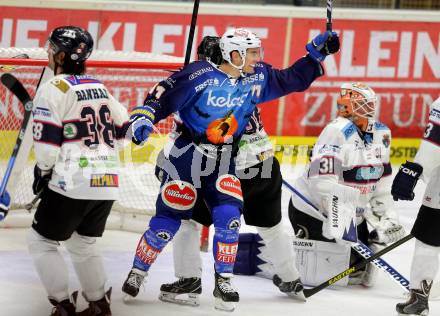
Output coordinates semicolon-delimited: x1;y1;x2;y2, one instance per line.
414;97;440;208
235;108;273;170
32;74;129;200
291;116;395;223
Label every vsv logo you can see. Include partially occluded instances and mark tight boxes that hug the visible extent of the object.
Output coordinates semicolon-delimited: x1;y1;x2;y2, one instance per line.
206;90;249;108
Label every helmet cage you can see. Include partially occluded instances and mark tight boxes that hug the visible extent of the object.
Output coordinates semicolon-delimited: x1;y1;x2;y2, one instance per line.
338;83;377;120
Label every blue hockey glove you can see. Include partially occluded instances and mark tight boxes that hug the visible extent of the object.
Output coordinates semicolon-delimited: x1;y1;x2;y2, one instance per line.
306;31;340;62
391;161;423;201
0;190;11;221
33;165;52;195
129;105;156;145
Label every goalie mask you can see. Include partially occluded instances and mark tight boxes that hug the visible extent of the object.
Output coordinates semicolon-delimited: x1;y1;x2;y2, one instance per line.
337;82;377;131
219;28;262;70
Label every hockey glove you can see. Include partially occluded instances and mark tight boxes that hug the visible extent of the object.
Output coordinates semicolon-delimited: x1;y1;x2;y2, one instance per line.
306;31;340;62
0;191;11;221
391;161;423;201
369;219;406;245
129;105;155;145
32;165;52;195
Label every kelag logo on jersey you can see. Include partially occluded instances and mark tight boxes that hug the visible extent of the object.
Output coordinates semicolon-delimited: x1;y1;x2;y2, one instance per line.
206;90;249;108
355;166;384;181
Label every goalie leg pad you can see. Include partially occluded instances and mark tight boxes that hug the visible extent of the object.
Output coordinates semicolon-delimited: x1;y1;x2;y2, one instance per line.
257;222;299;282
64;232;106;301
411;205;440;246
173;220;202;278
293;238;351;287
410;239;440;287
27;228;70;302
233;233;264;276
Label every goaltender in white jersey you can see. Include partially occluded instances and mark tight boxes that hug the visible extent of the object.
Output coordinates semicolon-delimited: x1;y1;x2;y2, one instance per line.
288;82;405;287
393;98;440;315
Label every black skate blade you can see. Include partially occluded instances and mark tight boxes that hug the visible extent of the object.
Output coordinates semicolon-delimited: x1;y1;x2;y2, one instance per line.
159;292;200;307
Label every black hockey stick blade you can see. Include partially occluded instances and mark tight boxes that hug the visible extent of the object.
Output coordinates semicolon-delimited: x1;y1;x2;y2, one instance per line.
303;234;414;298
1;73;32;106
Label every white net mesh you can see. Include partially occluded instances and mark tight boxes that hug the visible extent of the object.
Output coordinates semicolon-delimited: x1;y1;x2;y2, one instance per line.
0;48;182;228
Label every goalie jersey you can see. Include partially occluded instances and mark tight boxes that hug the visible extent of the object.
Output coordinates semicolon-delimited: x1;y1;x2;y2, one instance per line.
292;116;395;223
32;74;129;200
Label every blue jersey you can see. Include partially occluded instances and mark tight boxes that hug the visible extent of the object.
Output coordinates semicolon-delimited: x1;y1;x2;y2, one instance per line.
147;55;322;145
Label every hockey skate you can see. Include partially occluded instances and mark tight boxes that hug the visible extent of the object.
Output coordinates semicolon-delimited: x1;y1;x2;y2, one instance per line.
213;272;239;312
77;288;112;316
396;280;432;315
49;291;78;316
122;268;147;302
159;277;202;306
273;274;306;301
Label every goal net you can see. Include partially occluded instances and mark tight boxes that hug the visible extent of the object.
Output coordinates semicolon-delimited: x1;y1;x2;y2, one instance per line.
0;48;182;232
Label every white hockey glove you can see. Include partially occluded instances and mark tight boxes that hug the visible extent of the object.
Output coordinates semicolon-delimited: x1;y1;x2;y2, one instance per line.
322;183;360;243
365;206;405;245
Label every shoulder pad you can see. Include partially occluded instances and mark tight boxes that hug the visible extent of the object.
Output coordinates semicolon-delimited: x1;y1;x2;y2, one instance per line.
340;120;357;140
50;78;70;93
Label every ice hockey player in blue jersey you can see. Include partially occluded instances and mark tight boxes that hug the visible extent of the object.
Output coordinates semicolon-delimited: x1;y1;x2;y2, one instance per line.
122;27;340;311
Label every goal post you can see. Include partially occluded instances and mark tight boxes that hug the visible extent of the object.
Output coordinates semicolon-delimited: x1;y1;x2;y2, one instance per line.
0;48;183;232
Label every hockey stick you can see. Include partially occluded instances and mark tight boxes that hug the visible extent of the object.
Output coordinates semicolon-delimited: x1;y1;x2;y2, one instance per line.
282;179;411;292
182;0;209;251
184;0;200;66
303;234;414;298
24;189;43;212
0;73;33;197
326;0;333;32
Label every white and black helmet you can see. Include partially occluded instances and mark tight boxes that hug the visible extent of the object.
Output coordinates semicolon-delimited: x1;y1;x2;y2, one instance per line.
219;28;261;70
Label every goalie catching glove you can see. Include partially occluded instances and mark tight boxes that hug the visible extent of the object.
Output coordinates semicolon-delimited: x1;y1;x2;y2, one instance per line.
391;161;423;201
0;190;11;221
364;205;405;245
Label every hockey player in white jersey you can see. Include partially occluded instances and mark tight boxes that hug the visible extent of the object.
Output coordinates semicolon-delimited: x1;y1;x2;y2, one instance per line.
288;82;405;287
27;26;128;316
393;98;440;315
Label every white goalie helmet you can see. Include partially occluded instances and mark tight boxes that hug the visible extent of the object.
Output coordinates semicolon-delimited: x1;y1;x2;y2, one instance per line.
219;28;262;70
337;82;377;119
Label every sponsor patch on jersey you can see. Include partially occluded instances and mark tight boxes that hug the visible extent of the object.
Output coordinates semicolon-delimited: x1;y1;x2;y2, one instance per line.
51;79;70;93
65;75;101;86
161;180;196;210
227;218;241;230
342;122;356;140
188;66;214;80
136;237;160;265
216;175;243;201
90;174;119;187
33;107;52;118
155;229;172;241
63;123;78;139
216;242;238;264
